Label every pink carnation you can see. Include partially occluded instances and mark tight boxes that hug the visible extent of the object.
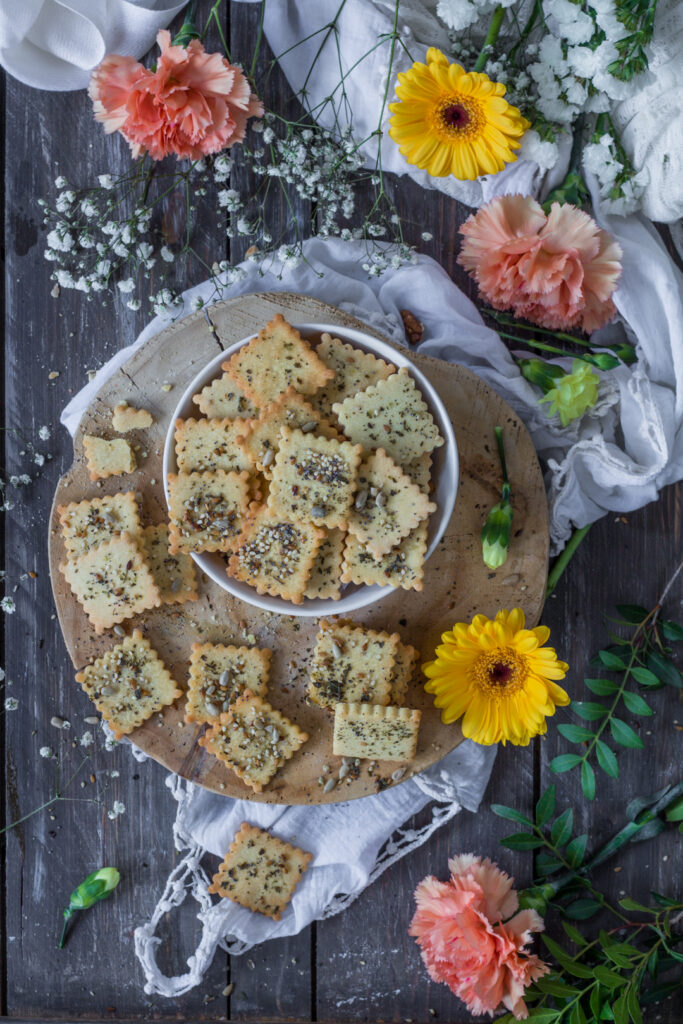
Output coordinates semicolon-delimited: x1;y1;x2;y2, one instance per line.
458;195;622;333
89;30;263;161
409;854;549;1019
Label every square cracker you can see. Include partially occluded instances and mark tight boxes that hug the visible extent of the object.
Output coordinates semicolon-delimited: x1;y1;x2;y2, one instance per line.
308;618;399;710
112;403;153;432
167;469;251;555
304;528;346;601
174;417;253;473
333;702;422;762
75;628;182;739
140;523;198;605
347;448;435;558
60;532;161;634
236;388;340;480
228;505;324;605
333;366;444;464
389;641;419;706
185;642;271;724
222;314;333;406
58;491;141;559
199;690;308;792
208;823;312;920
267;427;362;530
193;372;259;420
310;333;396;418
341;522;428;592
83;436;137;482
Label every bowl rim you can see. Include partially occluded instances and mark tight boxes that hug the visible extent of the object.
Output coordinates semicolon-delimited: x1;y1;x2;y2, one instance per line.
162;320;459;617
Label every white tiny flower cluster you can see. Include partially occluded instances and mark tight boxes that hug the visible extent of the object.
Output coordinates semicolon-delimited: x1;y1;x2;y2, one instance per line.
1;597;16;615
438;0;516;32
583;133;648;215
108;800;126;820
4;696;18;710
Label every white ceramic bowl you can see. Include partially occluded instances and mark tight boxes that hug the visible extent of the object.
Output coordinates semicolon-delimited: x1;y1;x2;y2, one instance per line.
163;322;459;617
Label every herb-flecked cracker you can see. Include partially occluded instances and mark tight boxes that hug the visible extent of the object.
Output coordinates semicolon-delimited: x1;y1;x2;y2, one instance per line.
333;702;422;762
167;469;251;555
310;333;396;418
139;523;198;605
403;453;433;494
304;528;346;601
60;532;161;634
112;403;154;432
236;388;340;479
199;690;308;792
222;314;333;406
193;372;259;420
341;522;428;592
75;629;182;739
347;448;435;558
83;435;137;482
185;642;271;724
333;366;444;464
58;491;141;559
208;823;312;920
174;417;253;473
227;505;324;605
308;619;399;710
389;641;419;706
267;426;362;530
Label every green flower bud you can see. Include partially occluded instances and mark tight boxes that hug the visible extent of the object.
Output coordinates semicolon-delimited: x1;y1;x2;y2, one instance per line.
481;427;513;571
59;867;120;948
539;359;600;427
518;358;565;395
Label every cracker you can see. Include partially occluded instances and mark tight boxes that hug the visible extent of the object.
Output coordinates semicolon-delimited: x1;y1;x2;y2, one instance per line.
82;435;137;482
222;314;333;406
208;823;312;920
341;522;428;592
60;532;161;634
267;427;362;530
167;469;251;555
236;388;340;480
333;702;421;762
404;454;433;494
185;643;271;724
304;528;346;601
227;505;323;605
193;372;259;420
333;367;444;463
140;523;198;605
347;448;435;558
75;629;182;739
174;417;253;473
199;690;308;792
308;619;399;710
310;332;396;417
389;641;419;707
111;403;153;432
58;491;141;559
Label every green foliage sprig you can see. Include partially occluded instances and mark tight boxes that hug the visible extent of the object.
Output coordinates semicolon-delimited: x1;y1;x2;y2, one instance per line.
608;0;660;81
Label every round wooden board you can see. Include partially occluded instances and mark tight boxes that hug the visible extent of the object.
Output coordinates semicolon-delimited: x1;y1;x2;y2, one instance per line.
49;292;549;804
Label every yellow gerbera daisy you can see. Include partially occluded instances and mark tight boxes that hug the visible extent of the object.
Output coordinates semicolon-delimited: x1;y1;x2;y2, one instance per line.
388;48;530;180
423;608;569;746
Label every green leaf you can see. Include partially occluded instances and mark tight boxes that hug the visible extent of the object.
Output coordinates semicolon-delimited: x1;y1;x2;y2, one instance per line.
570;1001;588;1024
631;819;665;843
664;795;683;822
536;853;564;878
631;666;660;687
572;701;609;721
596;740;620;778
613;992;629;1024
500;832;546;850
626;985;642;1024
585;676;619;695
650;890;678;908
626;784;671;820
542;935;594;977
610;718;644;749
562;920;589;946
527;1011;563;1023
621;691;652;715
604;947;635;969
599;650;627;670
581;760;596;800
661;619;683;641
618;897;653;913
566;833;589;867
615;604;648;624
594;965;627;989
647;651;682;688
551;753;583;773
565;898;602;920
551;808;574;846
535;977;583;998
536;785;556;826
559;723;595;743
490;804;534;827
590;984;604;1019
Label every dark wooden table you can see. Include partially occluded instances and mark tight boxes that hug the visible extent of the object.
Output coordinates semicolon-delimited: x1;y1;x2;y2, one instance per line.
2;6;681;1021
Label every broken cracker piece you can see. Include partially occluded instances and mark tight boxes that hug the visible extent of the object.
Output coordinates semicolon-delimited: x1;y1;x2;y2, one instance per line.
112;403;153;432
83;435;137;482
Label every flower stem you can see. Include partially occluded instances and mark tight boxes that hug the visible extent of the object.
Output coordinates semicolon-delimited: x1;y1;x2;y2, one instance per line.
58;909;74;950
493;328;610;368
250;0;267;79
494;425;510;488
473;5;505;73
546;524;592;596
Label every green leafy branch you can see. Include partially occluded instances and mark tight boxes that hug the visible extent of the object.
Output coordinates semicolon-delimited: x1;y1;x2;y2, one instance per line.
608;0;659;81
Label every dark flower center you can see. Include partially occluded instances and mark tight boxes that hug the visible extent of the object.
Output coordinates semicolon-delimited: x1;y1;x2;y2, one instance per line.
489;662;514;686
441;103;470;129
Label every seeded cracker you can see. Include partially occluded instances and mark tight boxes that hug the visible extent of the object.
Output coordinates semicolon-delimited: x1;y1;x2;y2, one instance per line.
75;629;182;739
167;469;251;555
236;387;340;479
389;641;419;706
333;366;444;464
209;823;312;920
304;528;346;601
267;426;362;530
185;642;271;724
139;523;198;605
341;522;428;592
310;332;396;418
82;436;137;482
193;372;259;419
347;448;435;558
333;703;422;762
174;417;253;473
404;453;433;494
228;505;324;604
58;492;141;559
60;532;161;634
308;619;399;710
111;403;154;432
222;314;334;406
199;690;308;792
